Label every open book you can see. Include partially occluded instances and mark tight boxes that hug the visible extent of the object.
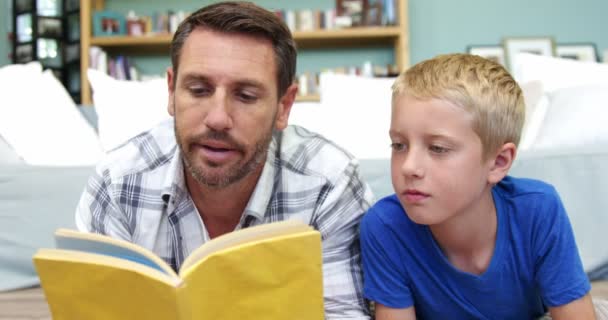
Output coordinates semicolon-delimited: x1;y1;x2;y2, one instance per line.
33;220;324;320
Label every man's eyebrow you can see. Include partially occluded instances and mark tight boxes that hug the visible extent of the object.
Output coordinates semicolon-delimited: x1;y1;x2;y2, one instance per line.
234;79;266;90
181;73;210;83
179;74;266;91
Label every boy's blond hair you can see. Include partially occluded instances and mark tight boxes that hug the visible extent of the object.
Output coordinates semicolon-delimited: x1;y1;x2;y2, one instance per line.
392;53;525;160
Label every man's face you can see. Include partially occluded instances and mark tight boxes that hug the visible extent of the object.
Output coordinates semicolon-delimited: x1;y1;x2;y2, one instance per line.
389;93;494;226
167;28;293;188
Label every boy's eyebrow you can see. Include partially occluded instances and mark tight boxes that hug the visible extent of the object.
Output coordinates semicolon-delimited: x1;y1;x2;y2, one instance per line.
389;129;403;137
389;130;459;142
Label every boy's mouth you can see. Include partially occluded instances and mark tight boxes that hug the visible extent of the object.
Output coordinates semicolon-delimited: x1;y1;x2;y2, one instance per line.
403;189;430;203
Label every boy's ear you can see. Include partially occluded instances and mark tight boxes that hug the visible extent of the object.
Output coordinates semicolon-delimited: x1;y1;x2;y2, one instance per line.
487;142;517;184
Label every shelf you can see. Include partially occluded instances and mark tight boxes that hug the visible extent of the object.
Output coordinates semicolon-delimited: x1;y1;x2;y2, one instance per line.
88;26;402;49
295;94;320;102
90;34;173;46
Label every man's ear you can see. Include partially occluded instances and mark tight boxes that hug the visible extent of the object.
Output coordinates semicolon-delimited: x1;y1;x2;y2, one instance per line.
166;67;175;117
487;142;517;184
275;83;298;130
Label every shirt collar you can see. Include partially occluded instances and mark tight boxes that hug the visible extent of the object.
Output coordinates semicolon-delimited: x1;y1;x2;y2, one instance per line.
161;146;185;210
241;136;278;222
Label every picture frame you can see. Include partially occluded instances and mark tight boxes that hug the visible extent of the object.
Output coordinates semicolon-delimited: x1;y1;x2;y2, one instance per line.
556;43;599;62
67;14;81;42
65;43;80;63
92;10;126;36
15;0;33;13
466;45;505;66
336;0;365;26
15;44;33;63
36;38;63;68
65;0;80;12
36;0;60;16
16;13;33;43
503;36;556;71
38;17;63;38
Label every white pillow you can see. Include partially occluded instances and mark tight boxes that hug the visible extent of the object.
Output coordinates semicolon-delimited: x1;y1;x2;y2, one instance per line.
0;64;103;166
519;80;549;151
289;73;395;159
513;53;608;92
0;135;24;164
87;69;171;151
531;85;608;150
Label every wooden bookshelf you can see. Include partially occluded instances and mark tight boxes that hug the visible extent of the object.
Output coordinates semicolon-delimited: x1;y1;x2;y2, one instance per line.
90;34;173;46
79;0;409;105
296;94;321;103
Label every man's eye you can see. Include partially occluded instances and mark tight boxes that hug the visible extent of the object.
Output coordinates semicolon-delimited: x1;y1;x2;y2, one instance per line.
429;145;449;154
236;91;258;103
189;86;211;96
390;143;406;152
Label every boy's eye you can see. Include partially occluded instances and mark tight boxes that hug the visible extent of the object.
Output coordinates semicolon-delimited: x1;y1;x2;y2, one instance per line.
390;142;407;152
429;145;449;154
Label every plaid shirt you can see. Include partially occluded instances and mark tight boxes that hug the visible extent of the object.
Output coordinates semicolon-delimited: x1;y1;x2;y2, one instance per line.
76;120;373;319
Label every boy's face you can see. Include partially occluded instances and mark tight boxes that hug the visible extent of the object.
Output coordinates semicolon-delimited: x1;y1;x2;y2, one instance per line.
389;93;495;226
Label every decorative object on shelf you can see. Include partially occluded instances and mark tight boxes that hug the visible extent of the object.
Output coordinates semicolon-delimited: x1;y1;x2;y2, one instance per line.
15;11;33;42
15;44;33;63
65;0;79;12
556;43;599;62
336;0;365;27
466;44;505;66
38;17;63;38
364;0;384;26
503;36;556;71
15;0;33;12
92;10;126;36
11;0;82;103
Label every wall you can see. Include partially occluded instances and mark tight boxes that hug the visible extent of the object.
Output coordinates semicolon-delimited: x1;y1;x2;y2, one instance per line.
409;0;608;64
1;0;607;70
0;0;10;66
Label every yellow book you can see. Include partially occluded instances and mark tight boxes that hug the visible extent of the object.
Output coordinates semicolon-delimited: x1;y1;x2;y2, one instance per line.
33;220;324;320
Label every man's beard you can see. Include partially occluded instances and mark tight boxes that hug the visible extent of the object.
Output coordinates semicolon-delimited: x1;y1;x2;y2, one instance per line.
174;114;275;189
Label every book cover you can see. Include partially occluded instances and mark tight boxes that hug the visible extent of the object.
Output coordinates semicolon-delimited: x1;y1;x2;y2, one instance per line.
33;220;324;320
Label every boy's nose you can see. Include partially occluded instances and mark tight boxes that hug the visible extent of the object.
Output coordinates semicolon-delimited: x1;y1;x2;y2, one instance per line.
400;150;424;178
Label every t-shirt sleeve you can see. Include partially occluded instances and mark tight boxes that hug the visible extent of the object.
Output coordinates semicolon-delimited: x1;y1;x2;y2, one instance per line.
532;188;591;307
360;206;414;308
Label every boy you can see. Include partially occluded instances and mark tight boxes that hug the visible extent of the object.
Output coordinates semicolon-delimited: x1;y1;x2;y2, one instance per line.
360;54;596;319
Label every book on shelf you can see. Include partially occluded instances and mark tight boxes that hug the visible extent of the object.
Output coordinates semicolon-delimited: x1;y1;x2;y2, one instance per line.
33;220;324;320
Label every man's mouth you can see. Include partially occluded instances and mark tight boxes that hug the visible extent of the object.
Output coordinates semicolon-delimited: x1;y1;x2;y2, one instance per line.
195;140;239;163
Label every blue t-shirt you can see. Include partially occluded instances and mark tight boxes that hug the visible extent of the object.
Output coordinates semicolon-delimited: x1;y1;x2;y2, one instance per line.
361;176;590;320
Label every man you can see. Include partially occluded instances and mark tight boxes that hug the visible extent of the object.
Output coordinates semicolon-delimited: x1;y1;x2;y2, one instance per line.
75;2;373;318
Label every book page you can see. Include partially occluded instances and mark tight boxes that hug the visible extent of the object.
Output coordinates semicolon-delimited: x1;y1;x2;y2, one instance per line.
180;230;324;320
55;228;178;278
179;219;312;273
34;249;186;320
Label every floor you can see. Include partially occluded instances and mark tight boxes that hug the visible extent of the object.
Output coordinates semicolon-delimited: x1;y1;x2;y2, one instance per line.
1;282;607;319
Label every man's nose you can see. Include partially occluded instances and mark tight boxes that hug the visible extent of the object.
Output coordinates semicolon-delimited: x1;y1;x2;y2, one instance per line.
203;92;233;131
